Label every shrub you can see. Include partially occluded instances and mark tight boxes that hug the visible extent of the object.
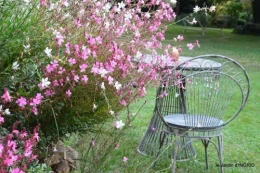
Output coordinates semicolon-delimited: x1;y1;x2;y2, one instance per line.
1;1;206;171
1;0;187;155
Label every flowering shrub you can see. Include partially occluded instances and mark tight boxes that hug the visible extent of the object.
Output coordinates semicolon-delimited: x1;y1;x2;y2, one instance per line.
2;0;182;145
0;0;216;171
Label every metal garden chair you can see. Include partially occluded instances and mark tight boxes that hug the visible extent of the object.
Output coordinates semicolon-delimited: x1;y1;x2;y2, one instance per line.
153;55;250;173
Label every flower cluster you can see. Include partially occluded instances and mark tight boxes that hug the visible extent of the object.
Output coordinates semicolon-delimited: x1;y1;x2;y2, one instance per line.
0;108;39;173
10;0;181;118
184;5;216;25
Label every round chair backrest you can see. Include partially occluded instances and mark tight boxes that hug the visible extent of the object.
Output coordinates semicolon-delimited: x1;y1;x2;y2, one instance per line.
156;55;250;128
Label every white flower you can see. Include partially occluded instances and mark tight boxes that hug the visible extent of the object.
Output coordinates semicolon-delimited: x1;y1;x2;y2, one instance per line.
53;29;60;36
105;21;110;29
23;0;30;4
175;93;180;98
23;44;30;50
135;51;142;59
193;6;200;13
191;18;197;24
124;12;132;20
109;110;114;115
115;120;125;129
144;12;151;18
93;104;97;110
82;45;87;50
41;77;51;87
103;3;111;12
170;0;177;3
63;1;69;7
209;6;216;12
78;9;85;16
12;61;19;70
135;30;140;37
64;13;70;18
49;3;58;11
101;82;106;90
4;109;10;115
118;2;125;9
114;81;122;91
44;47;52;58
0;105;2;112
99;69;108;77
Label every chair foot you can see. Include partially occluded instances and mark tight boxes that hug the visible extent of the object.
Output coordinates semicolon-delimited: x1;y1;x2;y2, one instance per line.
172;136;180;173
217;135;224;173
153;131;167;168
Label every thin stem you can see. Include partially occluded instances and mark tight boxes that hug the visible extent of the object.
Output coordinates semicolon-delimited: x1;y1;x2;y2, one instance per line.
50;106;60;140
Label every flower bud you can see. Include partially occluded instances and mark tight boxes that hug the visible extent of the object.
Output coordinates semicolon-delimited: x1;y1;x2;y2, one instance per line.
132;82;138;88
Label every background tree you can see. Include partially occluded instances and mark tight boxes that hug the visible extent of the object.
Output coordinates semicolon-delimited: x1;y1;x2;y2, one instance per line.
252;0;260;23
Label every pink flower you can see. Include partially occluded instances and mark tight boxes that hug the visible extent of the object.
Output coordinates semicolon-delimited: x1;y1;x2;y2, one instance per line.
81;48;89;60
19;131;28;139
74;75;80;82
10;168;24;173
65;42;71;55
90;138;95;146
44;90;55;97
54;33;64;47
75;18;82;27
195;40;200;47
0;144;3;153
122;156;128;162
68;58;77;65
177;35;184;41
30;93;43;106
38;83;45;90
120;99;127;106
80;63;88;72
95;36;102;45
32;107;38;115
41;0;47;6
1;89;12;103
33;132;40;141
151;127;156;131
81;75;88;83
187;43;194;50
8;140;17;151
114;142;120;149
16;97;27;108
24;149;32;157
4;157;14;166
0;116;4;125
87;37;96;46
108;76;114;85
66;89;72;97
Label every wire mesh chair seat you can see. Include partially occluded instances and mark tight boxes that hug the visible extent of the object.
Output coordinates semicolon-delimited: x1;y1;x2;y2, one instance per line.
153;55;250;173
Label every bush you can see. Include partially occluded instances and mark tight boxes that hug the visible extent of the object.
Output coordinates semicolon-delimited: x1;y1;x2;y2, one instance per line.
1;0;181;158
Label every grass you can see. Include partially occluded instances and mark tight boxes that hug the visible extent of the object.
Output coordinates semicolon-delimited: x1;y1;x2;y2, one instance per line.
66;25;260;173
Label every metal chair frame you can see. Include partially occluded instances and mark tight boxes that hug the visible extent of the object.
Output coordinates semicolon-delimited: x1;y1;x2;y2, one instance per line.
150;55;250;173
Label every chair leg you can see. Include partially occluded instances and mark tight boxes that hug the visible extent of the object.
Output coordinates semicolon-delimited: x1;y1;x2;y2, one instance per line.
172;136;179;173
201;139;210;169
217;135;224;173
153;130;167;168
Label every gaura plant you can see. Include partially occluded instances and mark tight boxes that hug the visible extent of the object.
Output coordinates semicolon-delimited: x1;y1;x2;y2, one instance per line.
1;0;214;161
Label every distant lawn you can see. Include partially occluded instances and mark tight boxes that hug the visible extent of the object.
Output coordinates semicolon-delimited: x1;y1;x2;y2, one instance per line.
68;25;260;173
164;24;260;72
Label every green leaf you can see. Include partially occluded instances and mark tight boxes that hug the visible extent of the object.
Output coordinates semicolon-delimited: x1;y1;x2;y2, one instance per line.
18;87;26;96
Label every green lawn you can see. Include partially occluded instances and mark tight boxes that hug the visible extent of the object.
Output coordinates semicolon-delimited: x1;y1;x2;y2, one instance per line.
67;25;260;173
